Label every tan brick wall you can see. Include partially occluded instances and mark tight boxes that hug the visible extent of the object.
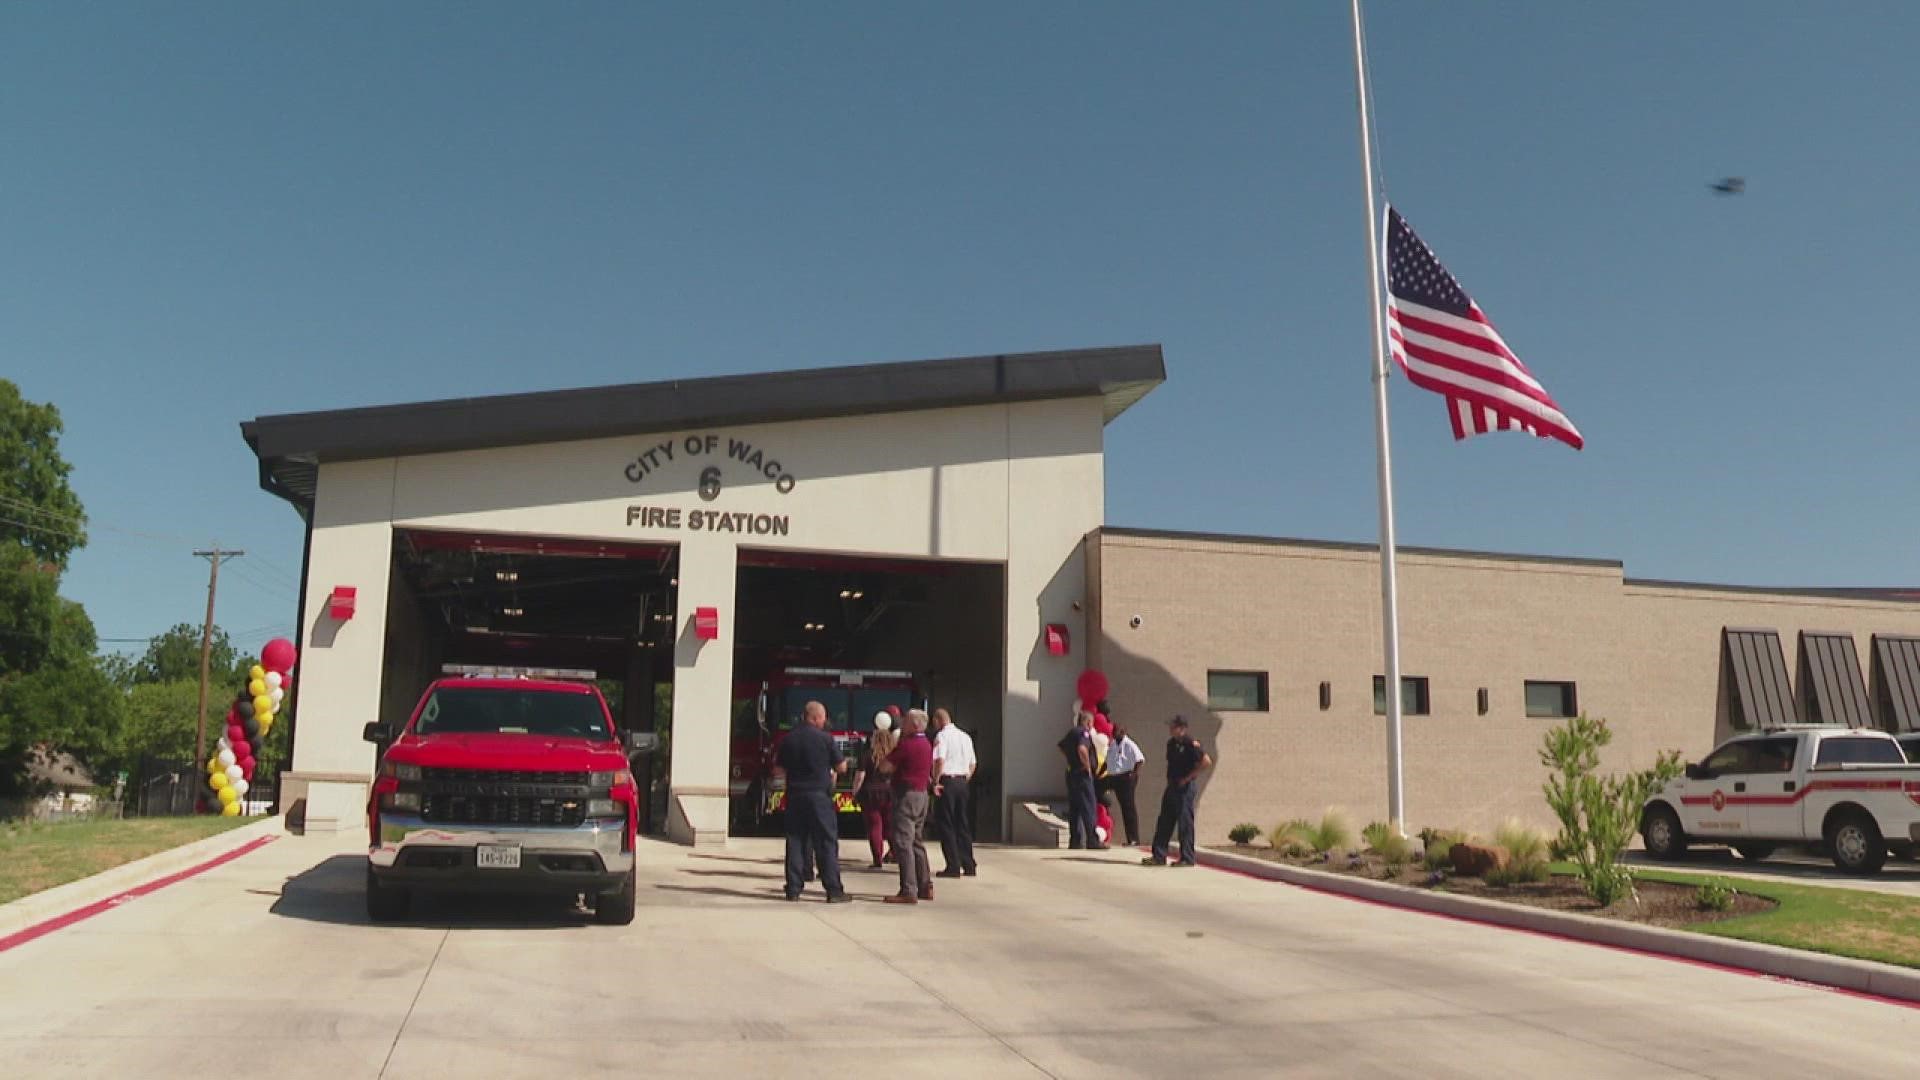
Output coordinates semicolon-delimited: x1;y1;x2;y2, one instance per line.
1094;530;1920;845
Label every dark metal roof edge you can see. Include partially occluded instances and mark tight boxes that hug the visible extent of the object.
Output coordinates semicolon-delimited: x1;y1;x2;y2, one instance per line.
242;344;1165;465
1097;526;1623;570
1630;578;1920;603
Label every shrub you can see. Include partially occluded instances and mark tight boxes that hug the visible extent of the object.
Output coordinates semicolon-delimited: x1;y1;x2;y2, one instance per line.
1304;810;1353;855
1228;822;1262;845
1270;819;1314;856
1540;714;1683;907
1419;828;1469;871
1696;879;1737;913
1493;818;1550;881
1362;821;1414;867
1485;860;1550;887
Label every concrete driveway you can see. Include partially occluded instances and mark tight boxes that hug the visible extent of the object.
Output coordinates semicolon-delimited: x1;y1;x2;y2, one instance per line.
2;829;1916;1079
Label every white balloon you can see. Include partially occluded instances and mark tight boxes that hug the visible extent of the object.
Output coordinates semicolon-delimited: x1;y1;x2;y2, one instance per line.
232;778;250;797
217;748;237;768
217;737;232;752
225;764;243;782
269;688;285;706
873;711;892;731
265;671;283;690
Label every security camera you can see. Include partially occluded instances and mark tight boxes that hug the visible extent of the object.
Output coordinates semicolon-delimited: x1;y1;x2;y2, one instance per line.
1129;615;1143;629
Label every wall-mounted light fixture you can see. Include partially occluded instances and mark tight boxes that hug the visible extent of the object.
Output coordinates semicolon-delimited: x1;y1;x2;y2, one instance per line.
329;586;357;621
1045;624;1070;656
1319;681;1332;710
1477;687;1489;715
693;607;720;641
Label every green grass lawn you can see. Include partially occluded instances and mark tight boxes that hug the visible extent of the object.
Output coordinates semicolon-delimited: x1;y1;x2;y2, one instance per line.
1552;861;1920;970
0;816;255;905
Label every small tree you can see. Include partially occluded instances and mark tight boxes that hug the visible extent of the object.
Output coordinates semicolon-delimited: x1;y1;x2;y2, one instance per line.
1539;714;1681;906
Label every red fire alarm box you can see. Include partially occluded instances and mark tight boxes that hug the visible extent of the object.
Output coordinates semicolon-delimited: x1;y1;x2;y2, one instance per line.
1045;623;1070;656
693;606;720;640
329;586;357;621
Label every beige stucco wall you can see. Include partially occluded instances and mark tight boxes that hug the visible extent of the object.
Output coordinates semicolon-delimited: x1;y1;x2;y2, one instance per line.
288;397;1106;841
1094;531;1920;844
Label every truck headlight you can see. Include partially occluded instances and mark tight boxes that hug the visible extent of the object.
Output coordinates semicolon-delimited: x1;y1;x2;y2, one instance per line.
380;792;421;812
587;799;622;818
589;770;634;790
380;762;422;782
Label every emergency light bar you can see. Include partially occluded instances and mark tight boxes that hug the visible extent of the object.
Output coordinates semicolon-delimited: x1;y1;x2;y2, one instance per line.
782;666;914;686
440;664;599;681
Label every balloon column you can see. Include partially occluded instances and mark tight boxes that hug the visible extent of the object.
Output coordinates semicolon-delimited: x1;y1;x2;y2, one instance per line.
206;637;298;816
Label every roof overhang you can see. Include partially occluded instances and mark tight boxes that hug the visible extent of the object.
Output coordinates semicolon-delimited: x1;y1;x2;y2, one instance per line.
242;344;1164;516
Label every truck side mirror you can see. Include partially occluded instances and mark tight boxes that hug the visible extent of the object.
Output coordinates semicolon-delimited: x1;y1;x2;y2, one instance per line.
624;731;660;755
363;722;392;744
1684;762;1709;781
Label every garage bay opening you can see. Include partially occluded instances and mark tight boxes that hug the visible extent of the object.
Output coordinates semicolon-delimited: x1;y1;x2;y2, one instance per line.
379;529;679;832
730;550;1006;841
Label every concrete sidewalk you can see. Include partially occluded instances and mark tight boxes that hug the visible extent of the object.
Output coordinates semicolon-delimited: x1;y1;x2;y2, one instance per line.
1;832;1916;1078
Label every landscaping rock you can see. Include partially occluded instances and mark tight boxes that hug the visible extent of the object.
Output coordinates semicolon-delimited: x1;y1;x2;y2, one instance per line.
1448;843;1510;878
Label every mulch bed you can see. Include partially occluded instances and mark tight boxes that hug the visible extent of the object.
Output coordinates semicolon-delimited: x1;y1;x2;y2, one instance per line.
1222;845;1776;928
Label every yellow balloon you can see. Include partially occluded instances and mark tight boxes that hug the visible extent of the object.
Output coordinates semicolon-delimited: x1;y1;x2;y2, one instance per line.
250;665;266;681
210;772;230;790
253;695;273;715
217;785;238;806
221;802;241;817
248;679;268;698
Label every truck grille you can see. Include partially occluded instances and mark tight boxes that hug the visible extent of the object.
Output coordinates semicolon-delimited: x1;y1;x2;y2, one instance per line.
421;793;587;828
414;767;593;827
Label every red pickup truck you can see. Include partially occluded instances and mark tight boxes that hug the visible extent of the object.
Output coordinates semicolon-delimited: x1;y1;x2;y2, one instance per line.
362;674;648;924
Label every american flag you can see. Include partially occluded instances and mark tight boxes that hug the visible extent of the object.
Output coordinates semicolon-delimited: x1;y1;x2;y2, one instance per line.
1384;206;1583;450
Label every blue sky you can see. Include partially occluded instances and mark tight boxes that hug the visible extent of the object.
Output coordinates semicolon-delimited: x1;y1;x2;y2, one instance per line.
6;3;1917;654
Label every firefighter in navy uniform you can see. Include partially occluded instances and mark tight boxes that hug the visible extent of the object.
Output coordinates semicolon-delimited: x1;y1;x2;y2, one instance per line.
1143;715;1212;867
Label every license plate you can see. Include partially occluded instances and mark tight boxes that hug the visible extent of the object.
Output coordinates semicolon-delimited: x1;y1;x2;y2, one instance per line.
476;844;521;870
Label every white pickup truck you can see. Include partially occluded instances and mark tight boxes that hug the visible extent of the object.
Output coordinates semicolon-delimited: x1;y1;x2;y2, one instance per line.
1641;726;1920;874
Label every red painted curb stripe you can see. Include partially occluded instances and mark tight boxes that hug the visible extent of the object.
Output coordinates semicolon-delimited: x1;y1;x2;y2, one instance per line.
0;834;277;955
1199;856;1920;1013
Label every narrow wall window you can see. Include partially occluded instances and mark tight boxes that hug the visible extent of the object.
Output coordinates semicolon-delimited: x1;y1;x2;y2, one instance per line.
1372;676;1430;716
1207;670;1268;712
1524;680;1578;718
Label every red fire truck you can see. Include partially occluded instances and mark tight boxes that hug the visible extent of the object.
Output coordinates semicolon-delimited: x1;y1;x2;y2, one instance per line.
728;666;918;833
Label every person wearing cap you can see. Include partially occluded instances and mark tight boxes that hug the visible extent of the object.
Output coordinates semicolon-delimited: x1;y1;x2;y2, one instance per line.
1143;715;1212;867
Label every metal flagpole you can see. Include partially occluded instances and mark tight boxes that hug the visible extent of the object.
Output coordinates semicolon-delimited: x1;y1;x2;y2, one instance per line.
1349;0;1406;830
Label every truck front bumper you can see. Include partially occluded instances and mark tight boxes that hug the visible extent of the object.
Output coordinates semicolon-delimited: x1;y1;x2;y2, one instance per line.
369;814;633;892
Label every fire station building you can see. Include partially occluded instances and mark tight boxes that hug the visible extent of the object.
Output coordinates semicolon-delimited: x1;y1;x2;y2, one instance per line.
243;344;1920;845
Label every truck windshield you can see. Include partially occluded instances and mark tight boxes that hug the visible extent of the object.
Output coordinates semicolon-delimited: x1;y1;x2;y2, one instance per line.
778;688;851;731
851;688;914;732
415;688;609;739
1814;737;1907;767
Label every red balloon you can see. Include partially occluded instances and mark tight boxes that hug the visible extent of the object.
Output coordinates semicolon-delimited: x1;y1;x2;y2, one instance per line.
240;761;256;781
240;755;256;772
1093;713;1113;736
1075;669;1109;707
262;638;297;674
227;725;245;744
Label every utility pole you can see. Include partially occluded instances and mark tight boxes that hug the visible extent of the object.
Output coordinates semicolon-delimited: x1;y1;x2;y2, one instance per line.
193;548;244;787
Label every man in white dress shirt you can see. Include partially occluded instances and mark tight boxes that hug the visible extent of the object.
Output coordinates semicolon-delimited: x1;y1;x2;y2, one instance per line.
1100;720;1145;847
930;707;978;877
